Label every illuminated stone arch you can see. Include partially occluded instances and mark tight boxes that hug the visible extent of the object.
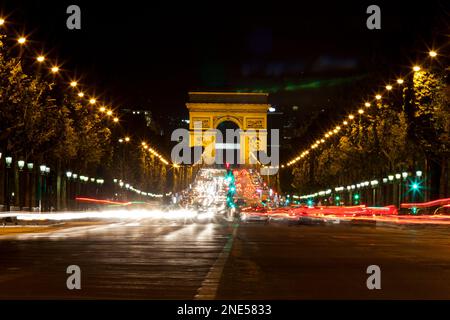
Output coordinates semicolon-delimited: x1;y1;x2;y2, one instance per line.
186;92;269;165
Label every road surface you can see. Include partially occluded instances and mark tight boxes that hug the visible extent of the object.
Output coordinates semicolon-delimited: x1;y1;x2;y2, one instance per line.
1;218;450;299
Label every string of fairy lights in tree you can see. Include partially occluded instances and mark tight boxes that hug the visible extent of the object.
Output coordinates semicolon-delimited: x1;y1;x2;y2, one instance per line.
0;16;172;168
283;49;441;169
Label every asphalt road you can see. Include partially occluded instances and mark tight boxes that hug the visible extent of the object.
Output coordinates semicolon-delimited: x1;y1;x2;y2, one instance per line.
1;218;450;299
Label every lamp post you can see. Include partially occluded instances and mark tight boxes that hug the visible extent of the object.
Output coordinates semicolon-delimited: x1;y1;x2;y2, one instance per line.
17;160;25;210
395;173;401;208
119;181;124;201
4;156;12;211
27;163;34;211
72;173;78;210
66;171;72;210
388;175;394;205
401;172;408;205
39;165;46;212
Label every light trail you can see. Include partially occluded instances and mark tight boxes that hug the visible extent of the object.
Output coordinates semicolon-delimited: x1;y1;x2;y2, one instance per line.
12;209;198;221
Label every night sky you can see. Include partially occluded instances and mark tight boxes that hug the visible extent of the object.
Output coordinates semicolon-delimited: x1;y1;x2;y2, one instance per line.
1;0;449;123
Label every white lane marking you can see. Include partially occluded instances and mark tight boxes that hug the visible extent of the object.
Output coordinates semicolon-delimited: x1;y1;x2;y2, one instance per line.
195;223;238;300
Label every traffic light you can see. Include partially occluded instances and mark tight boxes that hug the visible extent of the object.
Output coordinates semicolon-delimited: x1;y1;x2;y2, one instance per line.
335;195;340;205
353;193;360;205
225;169;236;208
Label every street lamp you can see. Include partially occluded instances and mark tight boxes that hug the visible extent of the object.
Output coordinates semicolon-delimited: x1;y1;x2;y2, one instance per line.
17;160;25;210
38;165;46;212
416;171;422;177
17;160;25;171
4;157;12;211
65;171;72;210
402;172;408;179
26;163;34;211
5;156;12;168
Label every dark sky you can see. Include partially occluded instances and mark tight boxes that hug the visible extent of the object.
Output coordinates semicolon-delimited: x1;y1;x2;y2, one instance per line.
1;0;449;122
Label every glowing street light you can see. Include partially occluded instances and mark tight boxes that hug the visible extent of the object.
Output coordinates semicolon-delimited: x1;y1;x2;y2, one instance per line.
375;94;382;100
124;137;130;142
36;55;45;63
429;51;437;57
0;18;5;25
386;85;392;90
17;160;25;170
106;110;113;116
413;66;421;72
348;114;354;120
99;106;106;112
89;98;96;105
78;92;84;98
70;81;78;87
358;109;364;114
113;117;119;123
365;102;371;107
396;79;404;84
18;37;26;45
51;66;59;73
